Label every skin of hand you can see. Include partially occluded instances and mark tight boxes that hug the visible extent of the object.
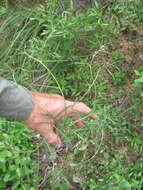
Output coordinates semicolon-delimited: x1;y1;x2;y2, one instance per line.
23;92;98;148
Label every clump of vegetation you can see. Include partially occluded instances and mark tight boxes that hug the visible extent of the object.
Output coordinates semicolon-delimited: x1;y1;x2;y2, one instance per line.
0;0;143;189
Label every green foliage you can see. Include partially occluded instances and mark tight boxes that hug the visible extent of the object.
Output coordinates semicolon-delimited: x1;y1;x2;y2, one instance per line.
112;70;125;85
0;119;39;189
0;0;143;189
111;51;125;85
133;69;143;98
134;69;143;85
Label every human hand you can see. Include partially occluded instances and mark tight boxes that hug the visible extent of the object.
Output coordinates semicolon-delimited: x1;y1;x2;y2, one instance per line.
24;92;98;148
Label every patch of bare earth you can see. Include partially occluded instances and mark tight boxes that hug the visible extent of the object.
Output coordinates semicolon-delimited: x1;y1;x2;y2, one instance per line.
92;22;143;165
94;22;143;104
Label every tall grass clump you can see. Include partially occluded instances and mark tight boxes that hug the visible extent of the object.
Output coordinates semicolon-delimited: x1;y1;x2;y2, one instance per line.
0;0;143;189
0;0;119;91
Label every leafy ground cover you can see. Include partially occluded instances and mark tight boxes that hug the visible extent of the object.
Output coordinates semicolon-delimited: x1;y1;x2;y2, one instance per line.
0;0;143;189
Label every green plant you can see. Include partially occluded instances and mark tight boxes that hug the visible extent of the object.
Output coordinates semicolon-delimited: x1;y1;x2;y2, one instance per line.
0;119;40;189
0;0;143;189
134;69;143;93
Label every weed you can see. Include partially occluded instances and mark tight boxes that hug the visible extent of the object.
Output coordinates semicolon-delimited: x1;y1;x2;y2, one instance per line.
0;119;40;189
0;0;143;189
